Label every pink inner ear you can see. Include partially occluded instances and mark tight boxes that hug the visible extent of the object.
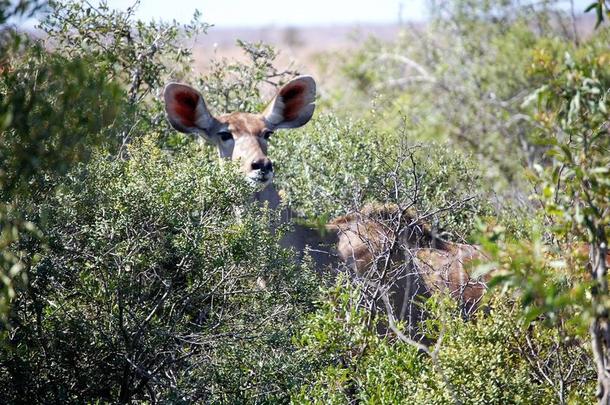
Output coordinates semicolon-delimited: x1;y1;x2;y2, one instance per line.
279;83;305;121
170;90;199;128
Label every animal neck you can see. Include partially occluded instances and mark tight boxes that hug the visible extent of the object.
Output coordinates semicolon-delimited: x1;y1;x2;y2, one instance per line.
253;183;282;211
252;182;337;271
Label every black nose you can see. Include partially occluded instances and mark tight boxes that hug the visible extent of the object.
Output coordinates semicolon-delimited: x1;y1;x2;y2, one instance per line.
251;158;273;173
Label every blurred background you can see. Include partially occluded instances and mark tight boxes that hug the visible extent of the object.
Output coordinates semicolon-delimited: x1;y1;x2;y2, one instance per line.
98;0;596;74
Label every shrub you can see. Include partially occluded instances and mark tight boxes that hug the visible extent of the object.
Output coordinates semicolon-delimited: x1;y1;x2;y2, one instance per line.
0;41;125;322
271;114;492;240
293;277;595;404
0;139;319;403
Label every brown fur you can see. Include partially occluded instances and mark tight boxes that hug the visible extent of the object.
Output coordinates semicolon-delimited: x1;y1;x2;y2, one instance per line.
328;203;449;274
414;244;488;305
217;112;267;137
329;203;490;309
215;113;270;174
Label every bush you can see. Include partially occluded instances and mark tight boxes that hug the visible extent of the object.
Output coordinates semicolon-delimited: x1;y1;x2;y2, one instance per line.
0;41;125;321
0;138;319;402
293;277;595;404
332;0;587;192
2;3;324;401
271;113;492;240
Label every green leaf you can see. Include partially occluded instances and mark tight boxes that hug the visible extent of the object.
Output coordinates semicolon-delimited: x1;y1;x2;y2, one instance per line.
524;306;544;325
585;1;599;12
521;85;548;109
0;111;12;129
568;92;581;124
599;99;607;114
595;3;604;28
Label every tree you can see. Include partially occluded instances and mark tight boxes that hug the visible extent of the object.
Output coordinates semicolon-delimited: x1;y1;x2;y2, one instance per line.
529;46;610;402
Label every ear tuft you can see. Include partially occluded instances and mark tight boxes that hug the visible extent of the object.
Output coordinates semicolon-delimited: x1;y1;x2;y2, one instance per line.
264;76;316;129
163;83;217;135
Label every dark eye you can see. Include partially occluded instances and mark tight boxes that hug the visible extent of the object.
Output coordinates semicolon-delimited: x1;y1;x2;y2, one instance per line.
218;131;233;141
262;130;274;140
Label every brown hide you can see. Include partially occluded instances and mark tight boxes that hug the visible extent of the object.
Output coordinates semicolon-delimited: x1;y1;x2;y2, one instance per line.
328;204;448;274
413;244;489;309
328;204;491;326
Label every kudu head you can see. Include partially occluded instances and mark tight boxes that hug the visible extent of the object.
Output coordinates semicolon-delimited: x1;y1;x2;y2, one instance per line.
163;76;316;188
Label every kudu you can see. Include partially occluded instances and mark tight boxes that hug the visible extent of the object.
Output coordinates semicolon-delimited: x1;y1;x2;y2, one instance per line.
329;204;610;335
163;76;336;269
327;204;490;336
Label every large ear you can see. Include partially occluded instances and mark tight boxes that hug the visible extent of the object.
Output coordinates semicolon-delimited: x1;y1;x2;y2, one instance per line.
163;83;218;136
263;76;316;129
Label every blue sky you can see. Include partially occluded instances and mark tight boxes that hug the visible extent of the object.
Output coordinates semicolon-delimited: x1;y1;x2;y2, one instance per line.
105;0;428;27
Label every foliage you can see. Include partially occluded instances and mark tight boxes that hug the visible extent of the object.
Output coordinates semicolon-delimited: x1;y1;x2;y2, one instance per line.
288;2;608;403
0;49;123;318
1;0;608;403
40;0;208;145
1;2;318;402
0;0;211;323
0;0;127;321
41;0;207;101
198;40;299;114
586;0;610;28
525;31;610;247
272;113;492;240
0;48;124;196
293;277;595;404
1;138;319;403
507;24;610;401
334;0;587;192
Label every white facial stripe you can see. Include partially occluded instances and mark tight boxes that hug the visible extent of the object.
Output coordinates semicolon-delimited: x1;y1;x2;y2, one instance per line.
232;136;249;157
